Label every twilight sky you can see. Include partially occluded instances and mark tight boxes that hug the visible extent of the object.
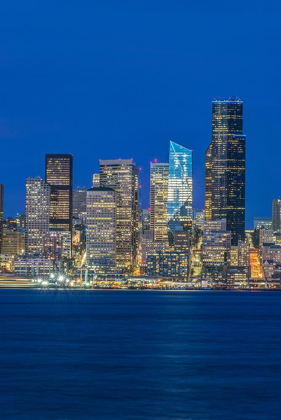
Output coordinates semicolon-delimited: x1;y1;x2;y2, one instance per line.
0;0;281;227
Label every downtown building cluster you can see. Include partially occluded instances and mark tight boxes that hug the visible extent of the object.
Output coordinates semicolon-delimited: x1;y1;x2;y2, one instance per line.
1;97;281;288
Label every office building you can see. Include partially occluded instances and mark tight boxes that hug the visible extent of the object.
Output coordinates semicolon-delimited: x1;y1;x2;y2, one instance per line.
147;251;189;279
205;98;246;245
174;230;191;253
259;229;274;246
45;154;73;232
150;162;169;242
167;141;193;236
272;199;281;232
254;217;272;230
202;220;231;266
0;184;3;253
2;229;23;255
73;187;87;217
25;177;50;255
99;159;139;270
14;255;57;278
86;187;117;269
92;173;100;188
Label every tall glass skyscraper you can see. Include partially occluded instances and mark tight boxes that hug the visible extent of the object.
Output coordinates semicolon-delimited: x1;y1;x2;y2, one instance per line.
167;141;193;236
45;154;73;232
205;98;246;245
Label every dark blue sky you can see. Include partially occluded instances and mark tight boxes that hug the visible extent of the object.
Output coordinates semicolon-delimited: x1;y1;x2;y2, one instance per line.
1;0;280;227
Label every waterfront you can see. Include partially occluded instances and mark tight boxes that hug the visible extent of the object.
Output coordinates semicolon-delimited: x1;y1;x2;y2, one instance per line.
1;290;281;419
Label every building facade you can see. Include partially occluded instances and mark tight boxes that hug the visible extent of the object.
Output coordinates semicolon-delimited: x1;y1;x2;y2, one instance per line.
86;187;117;269
0;184;3;253
73;187;87;218
167;141;193;236
25;177;50;255
99;159;139;270
45;154;73;232
150;163;169;243
205;98;246;245
272;199;281;232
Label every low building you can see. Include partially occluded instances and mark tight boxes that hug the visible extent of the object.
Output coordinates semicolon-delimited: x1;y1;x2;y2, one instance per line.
14;256;57;278
147;251;189;279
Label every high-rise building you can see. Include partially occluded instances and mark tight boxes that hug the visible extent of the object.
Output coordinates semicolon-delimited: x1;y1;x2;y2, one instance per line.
167;141;193;236
202;219;231;266
45;154;73;232
254;217;272;230
86;187;117;269
99;159;139;270
73;187;87;217
272;199;281;232
0;184;3;253
150;163;169;242
25;177;50;255
205;98;246;245
2;229;23;255
92;173;100;188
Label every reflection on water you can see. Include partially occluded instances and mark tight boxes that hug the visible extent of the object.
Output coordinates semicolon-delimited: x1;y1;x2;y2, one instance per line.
0;290;281;419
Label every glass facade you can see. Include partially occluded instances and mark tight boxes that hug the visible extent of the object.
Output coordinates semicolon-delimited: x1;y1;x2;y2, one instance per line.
167;141;193;236
205;98;246;245
150;163;169;243
45;154;73;232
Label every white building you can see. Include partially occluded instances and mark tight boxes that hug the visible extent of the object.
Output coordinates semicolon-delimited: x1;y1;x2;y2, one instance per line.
86;187;117;269
25;177;50;255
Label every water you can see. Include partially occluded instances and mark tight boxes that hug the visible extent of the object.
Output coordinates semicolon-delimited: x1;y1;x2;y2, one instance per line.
0;290;281;419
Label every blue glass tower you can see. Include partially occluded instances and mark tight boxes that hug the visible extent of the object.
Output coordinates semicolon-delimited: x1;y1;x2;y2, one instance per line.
167;141;193;236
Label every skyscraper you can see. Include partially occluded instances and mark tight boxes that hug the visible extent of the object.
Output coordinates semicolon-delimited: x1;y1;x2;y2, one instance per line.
272;199;281;233
150;163;169;243
167;141;193;236
99;159;139;270
86;187;117;269
73;187;87;217
25;177;50;255
205;98;246;245
0;184;3;253
45;154;73;232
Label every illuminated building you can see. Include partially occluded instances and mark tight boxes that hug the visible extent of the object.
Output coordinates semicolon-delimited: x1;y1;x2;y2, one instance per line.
147;251;189;279
2;229;23;255
229;241;250;267
202;220;231;266
254;217;272;230
167;141;193;237
272;199;281;232
86;187;117;269
14;255;57;278
205;98;246;245
259;229;274;246
73;187;87;217
0;184;3;253
99;159;139;270
25;177;50;255
45;154;73;232
150;163;169;242
139;209;149;231
43;232;62;259
193;209;205;230
174;230;190;253
140;229;165;273
92;173;100;188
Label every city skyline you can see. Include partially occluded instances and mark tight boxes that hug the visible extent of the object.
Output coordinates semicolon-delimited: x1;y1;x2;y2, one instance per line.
1;2;281;227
